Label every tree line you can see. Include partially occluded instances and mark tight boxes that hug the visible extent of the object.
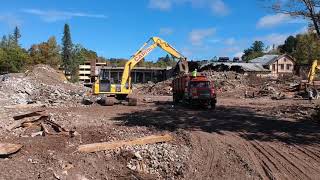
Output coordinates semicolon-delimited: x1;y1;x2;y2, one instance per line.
0;24;99;81
0;24;179;81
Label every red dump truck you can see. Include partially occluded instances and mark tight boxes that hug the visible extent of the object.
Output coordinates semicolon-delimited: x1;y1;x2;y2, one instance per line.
172;74;217;109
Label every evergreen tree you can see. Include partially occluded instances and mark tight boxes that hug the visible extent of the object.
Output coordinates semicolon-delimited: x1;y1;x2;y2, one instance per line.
13;26;21;46
242;41;265;62
0;35;7;48
279;36;297;54
62;24;73;74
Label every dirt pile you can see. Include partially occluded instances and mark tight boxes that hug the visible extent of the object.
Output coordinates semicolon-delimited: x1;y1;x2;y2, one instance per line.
133;79;172;96
0;64;87;106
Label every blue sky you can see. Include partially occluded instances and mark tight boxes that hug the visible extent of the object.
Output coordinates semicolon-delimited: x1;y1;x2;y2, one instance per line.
0;0;307;61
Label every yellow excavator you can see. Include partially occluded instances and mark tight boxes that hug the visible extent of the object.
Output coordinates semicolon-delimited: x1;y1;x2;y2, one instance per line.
93;37;189;105
303;60;320;99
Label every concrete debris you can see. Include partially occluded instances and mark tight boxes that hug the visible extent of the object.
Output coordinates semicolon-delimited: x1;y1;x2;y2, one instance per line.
133;79;173;96
123;142;189;179
0;64;88;107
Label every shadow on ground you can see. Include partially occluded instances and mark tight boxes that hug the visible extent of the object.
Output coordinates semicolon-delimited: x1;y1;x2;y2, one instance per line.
112;103;320;145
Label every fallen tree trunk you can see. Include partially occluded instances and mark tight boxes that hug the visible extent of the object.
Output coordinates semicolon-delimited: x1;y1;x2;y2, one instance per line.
78;134;173;153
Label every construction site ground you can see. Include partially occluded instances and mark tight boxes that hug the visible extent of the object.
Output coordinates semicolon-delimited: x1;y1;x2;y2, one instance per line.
1;94;320;179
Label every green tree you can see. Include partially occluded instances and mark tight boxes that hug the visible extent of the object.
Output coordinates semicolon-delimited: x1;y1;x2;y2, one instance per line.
0;46;29;73
62;24;73;74
242;41;265;62
251;41;264;52
69;44;86;82
0;35;7;48
47;36;61;67
279;36;297;54
293;33;320;65
28;36;61;67
13;26;21;46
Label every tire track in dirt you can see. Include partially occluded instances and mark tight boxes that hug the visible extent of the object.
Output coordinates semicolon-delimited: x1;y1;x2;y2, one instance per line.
268;143;320;179
237;131;320;180
185;131;219;180
186;131;260;180
258;142;308;179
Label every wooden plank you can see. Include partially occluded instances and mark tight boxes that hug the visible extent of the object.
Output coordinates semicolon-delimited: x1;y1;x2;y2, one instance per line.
78;134;173;153
0;143;23;156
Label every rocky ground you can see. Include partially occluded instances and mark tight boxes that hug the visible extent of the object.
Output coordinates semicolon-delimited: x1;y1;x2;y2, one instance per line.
0;65;320;179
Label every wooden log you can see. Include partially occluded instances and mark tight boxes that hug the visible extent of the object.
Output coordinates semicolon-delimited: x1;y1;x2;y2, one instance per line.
78;134;173;153
0;143;23;156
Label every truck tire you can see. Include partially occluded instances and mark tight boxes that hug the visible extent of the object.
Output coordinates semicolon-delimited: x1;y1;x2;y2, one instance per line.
173;94;178;104
210;100;216;110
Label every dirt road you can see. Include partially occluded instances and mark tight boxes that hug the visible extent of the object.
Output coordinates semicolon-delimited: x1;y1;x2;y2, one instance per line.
0;96;319;179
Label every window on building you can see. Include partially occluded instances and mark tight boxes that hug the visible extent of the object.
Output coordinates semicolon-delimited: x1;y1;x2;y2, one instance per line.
287;64;291;70
272;64;276;71
280;64;284;70
284;58;287;62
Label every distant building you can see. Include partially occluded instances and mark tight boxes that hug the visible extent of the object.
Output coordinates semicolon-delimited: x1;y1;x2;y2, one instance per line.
218;57;230;62
250;54;295;76
233;57;240;62
78;60;168;86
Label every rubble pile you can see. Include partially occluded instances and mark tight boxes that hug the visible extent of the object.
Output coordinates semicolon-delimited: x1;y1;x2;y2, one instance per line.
108;142;190;179
0;64;87;106
202;71;248;92
133;79;173;96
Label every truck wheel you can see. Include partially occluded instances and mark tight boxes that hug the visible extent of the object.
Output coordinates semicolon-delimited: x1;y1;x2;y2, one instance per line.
210;100;216;110
173;94;178;104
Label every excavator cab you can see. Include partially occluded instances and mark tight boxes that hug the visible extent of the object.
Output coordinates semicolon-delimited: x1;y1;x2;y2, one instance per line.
98;69;112;93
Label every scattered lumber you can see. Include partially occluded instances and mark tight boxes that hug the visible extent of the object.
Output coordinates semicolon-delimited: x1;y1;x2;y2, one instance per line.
78;134;173;153
0;143;23;156
9;111;76;137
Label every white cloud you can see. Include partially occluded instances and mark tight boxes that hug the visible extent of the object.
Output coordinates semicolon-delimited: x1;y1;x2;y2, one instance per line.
22;9;107;22
189;28;216;45
257;33;288;46
148;0;230;15
148;0;172;11
234;51;244;58
159;27;174;35
210;0;229;16
224;37;235;45
0;14;21;27
257;13;304;28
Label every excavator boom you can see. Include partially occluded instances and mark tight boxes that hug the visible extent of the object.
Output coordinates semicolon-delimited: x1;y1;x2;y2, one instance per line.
121;37;188;88
308;60;320;83
94;37;189;99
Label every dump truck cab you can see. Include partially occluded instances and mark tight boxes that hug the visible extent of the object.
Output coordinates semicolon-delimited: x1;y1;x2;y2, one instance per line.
172;74;217;109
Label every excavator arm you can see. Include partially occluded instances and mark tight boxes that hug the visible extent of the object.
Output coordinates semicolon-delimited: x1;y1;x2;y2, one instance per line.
121;37;189;88
308;60;320;83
